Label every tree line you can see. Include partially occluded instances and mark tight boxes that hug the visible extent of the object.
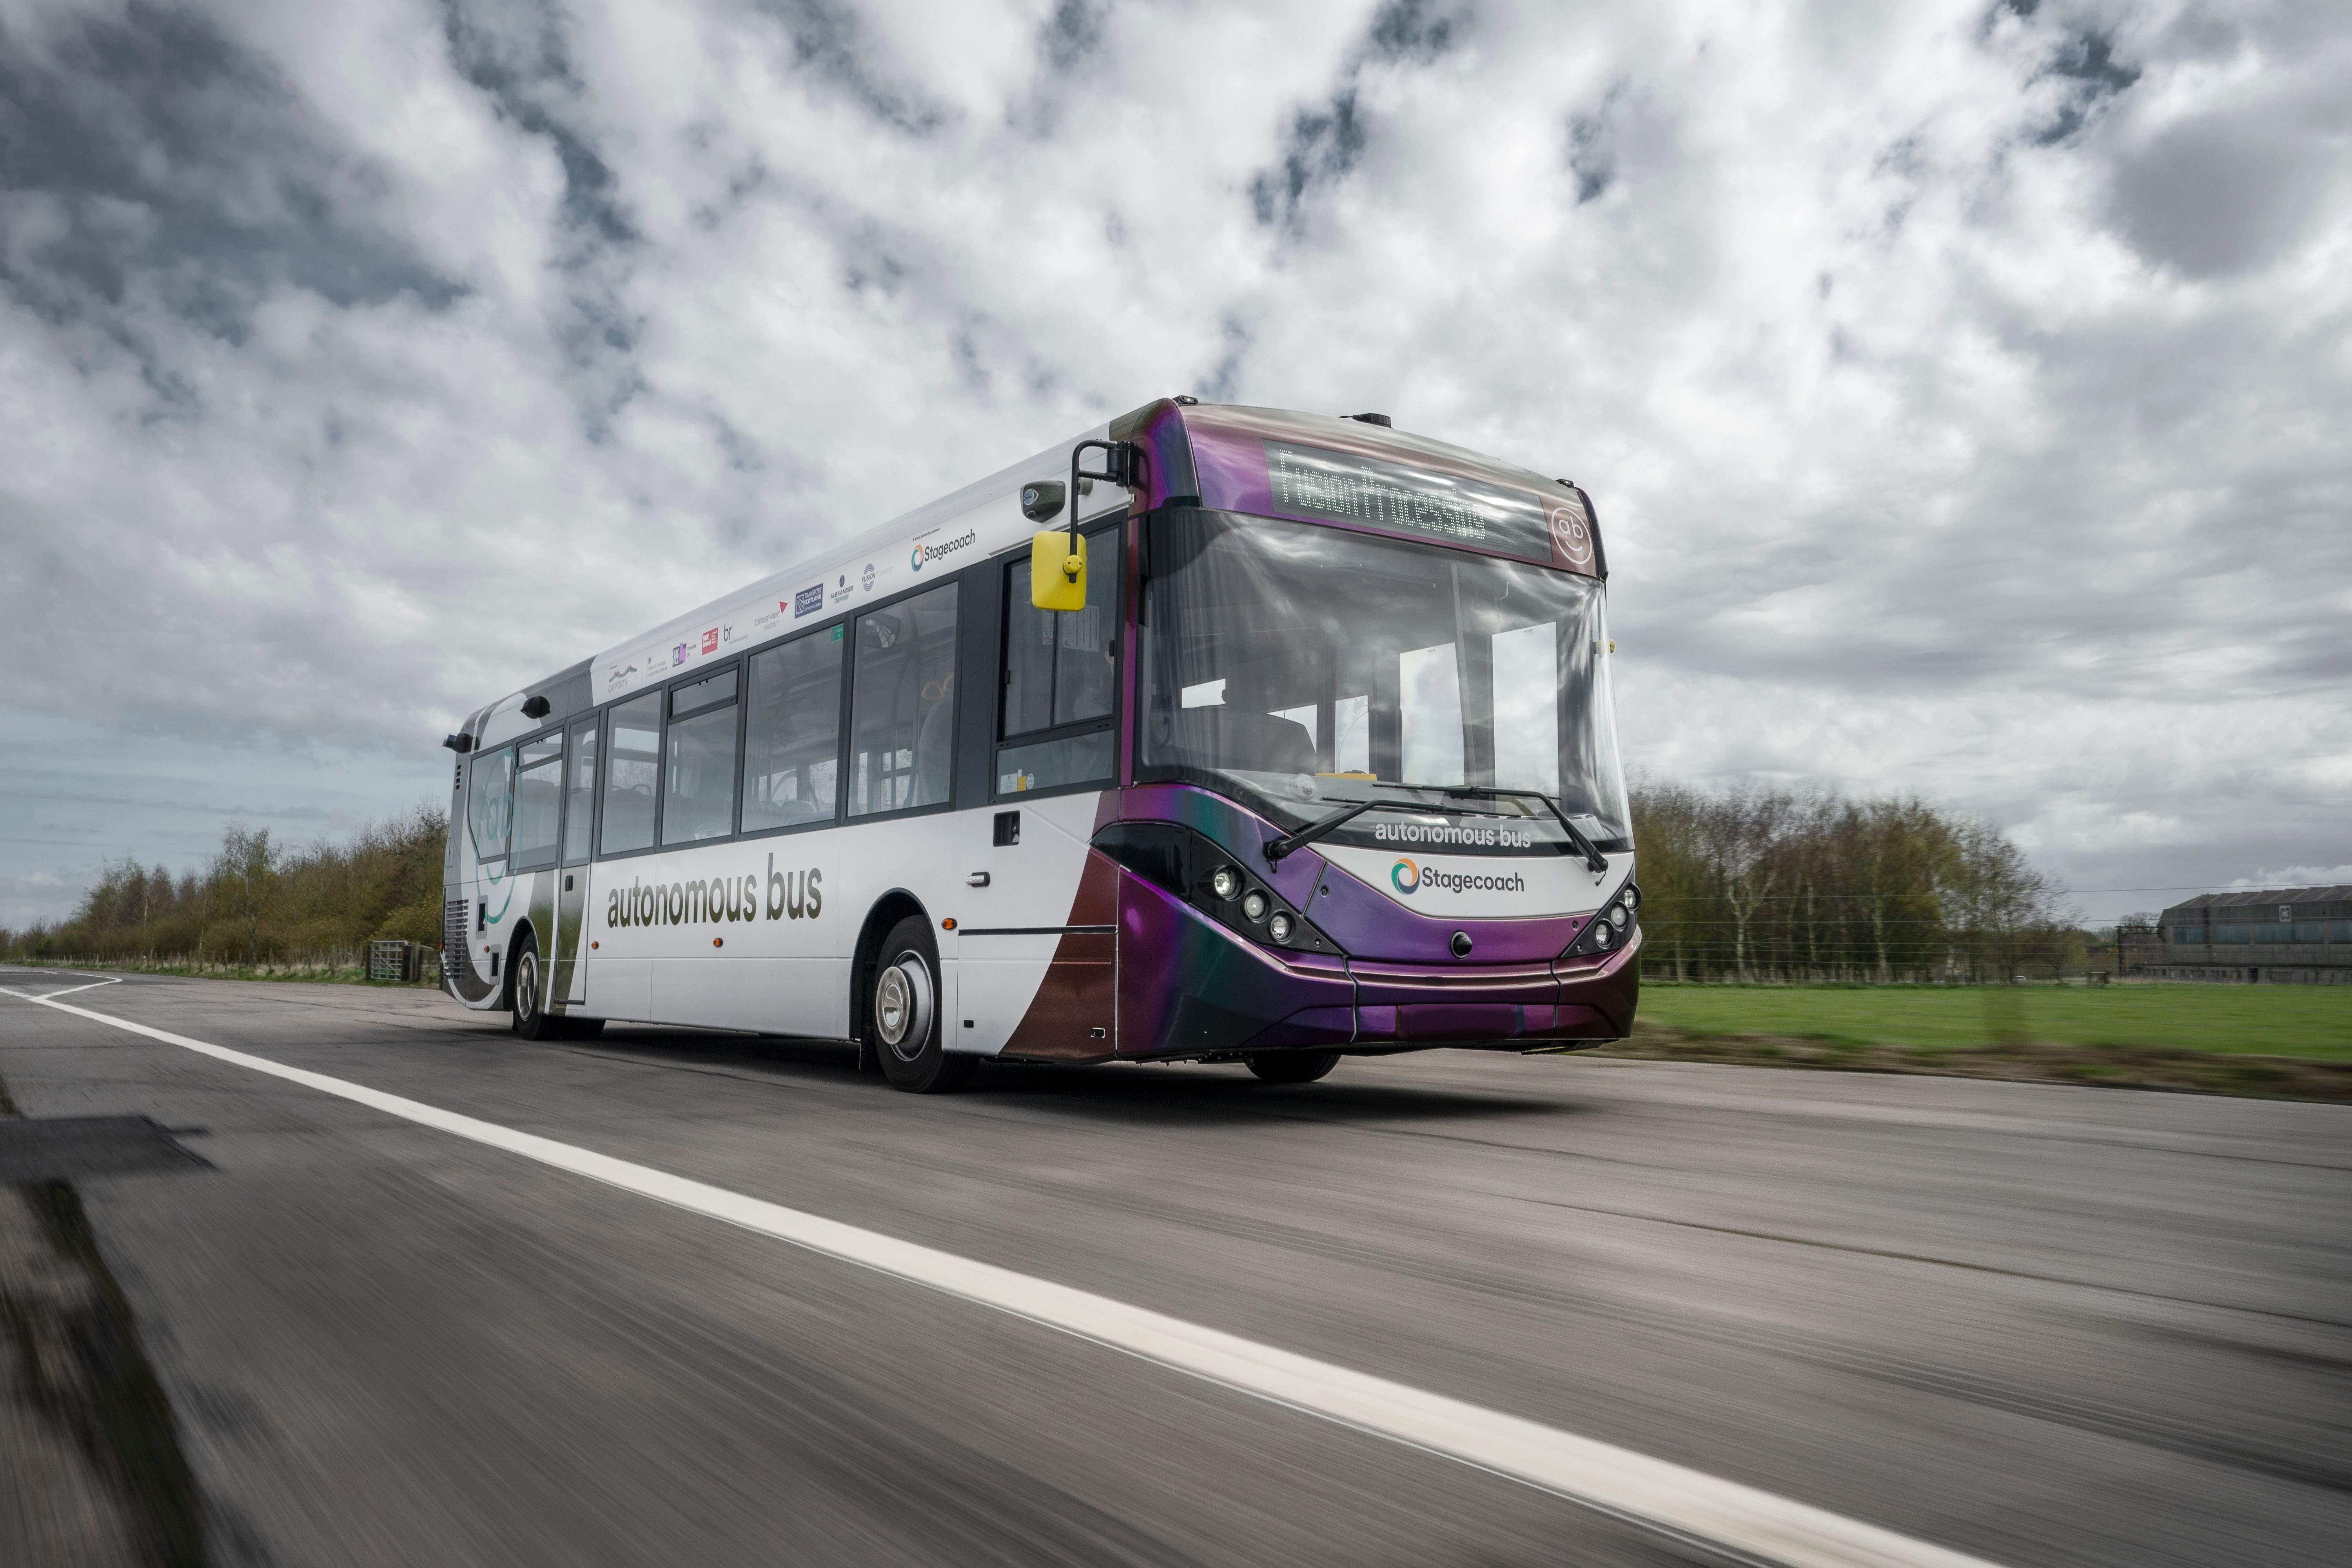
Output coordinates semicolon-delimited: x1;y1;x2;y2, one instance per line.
1;808;447;969
1628;781;2077;982
4;784;2077;982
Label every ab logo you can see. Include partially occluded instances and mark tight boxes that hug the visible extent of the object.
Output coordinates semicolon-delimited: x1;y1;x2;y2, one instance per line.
1548;498;1593;568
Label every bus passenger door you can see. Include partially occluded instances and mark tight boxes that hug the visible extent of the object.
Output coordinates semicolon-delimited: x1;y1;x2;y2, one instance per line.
555;717;598;1005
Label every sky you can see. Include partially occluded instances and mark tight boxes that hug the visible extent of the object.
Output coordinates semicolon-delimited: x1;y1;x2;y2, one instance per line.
1;0;2346;928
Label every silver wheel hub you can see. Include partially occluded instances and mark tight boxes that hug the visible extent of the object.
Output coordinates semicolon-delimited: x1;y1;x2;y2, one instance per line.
516;956;537;1020
875;955;932;1060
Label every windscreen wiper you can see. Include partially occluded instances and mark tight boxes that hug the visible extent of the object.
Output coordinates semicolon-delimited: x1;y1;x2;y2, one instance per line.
1443;786;1610;873
1264;798;1385;863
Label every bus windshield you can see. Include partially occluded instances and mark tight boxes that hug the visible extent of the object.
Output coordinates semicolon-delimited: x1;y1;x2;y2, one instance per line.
1140;510;1630;855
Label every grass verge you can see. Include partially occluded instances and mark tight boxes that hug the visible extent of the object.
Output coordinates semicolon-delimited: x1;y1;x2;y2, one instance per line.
1601;983;2352;1103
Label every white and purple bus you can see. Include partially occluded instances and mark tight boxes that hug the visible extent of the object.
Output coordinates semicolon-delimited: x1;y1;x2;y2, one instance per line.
439;399;1640;1091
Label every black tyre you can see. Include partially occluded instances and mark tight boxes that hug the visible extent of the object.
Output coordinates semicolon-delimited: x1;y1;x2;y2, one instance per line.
869;915;974;1094
510;935;562;1041
1244;1050;1339;1084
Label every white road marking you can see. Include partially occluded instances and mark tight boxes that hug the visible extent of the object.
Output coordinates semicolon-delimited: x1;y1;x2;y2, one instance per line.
2;987;2003;1568
24;978;124;1000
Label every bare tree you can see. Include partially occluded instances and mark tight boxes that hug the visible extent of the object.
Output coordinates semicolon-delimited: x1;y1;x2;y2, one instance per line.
211;826;281;968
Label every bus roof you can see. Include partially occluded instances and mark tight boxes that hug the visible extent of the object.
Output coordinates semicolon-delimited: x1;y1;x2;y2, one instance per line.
467;399;1593;744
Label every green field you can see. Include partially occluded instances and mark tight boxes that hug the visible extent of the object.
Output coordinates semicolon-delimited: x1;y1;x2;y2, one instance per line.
1633;983;2352;1060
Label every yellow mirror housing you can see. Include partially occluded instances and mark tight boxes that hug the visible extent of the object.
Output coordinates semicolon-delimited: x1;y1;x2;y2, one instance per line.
1030;530;1087;611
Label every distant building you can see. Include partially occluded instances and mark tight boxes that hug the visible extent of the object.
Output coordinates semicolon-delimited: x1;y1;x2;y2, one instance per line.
2152;887;2352;984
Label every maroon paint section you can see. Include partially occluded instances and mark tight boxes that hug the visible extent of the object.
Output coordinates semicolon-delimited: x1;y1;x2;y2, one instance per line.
1114;871;1355;1058
1000;848;1122;1062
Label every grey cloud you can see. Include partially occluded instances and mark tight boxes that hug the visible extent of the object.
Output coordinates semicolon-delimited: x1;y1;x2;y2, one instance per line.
753;0;949;135
0;3;459;343
1249;0;1470;230
2107;111;2345;277
1038;0;1105;74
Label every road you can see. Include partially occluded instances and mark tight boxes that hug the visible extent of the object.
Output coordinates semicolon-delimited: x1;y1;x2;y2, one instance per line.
1;967;2347;1567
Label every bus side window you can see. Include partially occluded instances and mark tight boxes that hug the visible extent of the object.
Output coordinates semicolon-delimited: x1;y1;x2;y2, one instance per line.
848;584;958;817
468;748;515;864
742;630;844;831
564;720;598;864
512;732;564;868
601;693;661;854
662;668;740;845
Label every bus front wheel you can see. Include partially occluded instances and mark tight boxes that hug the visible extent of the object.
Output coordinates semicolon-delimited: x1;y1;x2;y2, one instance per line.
510;936;561;1042
871;916;975;1094
1244;1051;1339;1085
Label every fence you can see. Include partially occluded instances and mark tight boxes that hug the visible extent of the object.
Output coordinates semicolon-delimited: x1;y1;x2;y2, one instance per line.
367;940;440;984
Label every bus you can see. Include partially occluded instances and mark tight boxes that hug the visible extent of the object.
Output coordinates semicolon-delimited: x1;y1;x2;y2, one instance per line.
438;398;1640;1091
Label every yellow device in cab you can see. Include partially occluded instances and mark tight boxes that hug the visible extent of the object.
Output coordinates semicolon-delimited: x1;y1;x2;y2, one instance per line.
1031;530;1087;611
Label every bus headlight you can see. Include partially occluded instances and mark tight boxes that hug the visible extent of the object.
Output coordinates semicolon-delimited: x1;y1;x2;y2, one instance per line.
1620;882;1641;912
1090;822;1343;958
1591;922;1614;949
1607;904;1629;931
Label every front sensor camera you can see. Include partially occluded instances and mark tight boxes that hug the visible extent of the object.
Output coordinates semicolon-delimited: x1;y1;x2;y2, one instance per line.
1450;931;1474;958
1020;480;1066;523
1210;866;1241;901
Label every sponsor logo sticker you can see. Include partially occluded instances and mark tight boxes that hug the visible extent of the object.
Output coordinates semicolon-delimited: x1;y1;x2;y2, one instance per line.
793;584;824;617
910;528;977;573
702;628;720;654
673;643;691;666
861;562;876;591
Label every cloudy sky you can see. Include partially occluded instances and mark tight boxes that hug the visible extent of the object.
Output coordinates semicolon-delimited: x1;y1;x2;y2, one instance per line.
2;0;2346;927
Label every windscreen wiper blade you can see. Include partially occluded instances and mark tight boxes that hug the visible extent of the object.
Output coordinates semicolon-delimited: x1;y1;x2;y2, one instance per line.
1264;798;1385;863
1442;786;1609;873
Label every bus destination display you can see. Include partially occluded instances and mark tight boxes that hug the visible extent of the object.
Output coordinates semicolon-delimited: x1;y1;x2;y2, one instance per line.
1263;440;1567;568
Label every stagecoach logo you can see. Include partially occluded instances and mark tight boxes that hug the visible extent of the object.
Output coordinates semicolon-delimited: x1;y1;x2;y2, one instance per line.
792;584;824;618
1548;497;1594;568
605;855;824;930
1390;857;1529;897
910;528;977;573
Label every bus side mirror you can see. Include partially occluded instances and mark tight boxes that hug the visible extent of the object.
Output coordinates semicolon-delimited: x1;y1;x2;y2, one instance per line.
1030;530;1087;611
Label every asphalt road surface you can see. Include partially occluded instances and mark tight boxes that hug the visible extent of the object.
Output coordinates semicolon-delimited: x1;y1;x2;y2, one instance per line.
2;968;2347;1568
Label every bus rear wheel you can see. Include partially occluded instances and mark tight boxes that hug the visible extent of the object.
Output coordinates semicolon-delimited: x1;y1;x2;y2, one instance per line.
871;916;974;1094
1244;1051;1339;1084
